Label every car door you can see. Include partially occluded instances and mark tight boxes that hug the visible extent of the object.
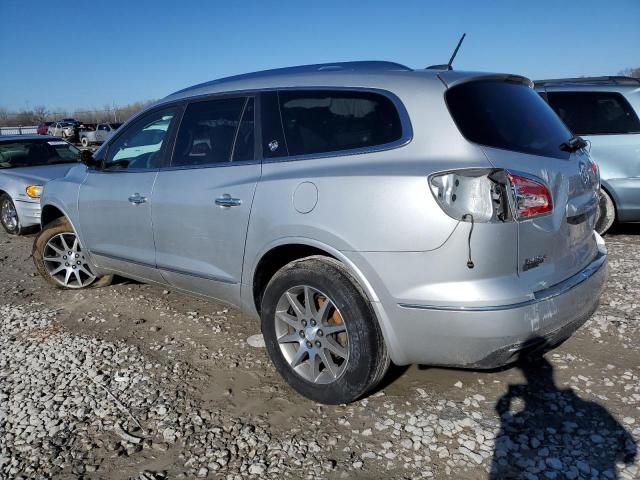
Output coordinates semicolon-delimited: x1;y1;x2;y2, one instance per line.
77;106;179;283
95;124;106;142
151;95;259;306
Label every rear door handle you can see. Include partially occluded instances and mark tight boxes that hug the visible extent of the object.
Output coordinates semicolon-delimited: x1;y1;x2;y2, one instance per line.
128;193;147;205
215;194;242;207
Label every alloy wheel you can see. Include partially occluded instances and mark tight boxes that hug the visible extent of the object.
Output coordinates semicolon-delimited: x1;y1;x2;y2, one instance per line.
1;199;18;231
43;233;96;288
274;285;349;384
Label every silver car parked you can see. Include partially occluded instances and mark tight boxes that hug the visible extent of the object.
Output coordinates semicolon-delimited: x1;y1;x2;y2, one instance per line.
33;62;608;404
0;135;81;235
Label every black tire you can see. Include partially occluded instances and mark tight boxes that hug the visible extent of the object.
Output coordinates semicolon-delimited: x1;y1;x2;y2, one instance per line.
595;189;615;235
261;256;390;404
33;217;113;290
0;193;21;235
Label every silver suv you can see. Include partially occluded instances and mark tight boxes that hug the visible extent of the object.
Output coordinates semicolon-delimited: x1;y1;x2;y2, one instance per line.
33;62;608;404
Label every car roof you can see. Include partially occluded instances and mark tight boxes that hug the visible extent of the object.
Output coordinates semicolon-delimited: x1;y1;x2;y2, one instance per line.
162;60;531;105
534;76;640;93
0;134;61;142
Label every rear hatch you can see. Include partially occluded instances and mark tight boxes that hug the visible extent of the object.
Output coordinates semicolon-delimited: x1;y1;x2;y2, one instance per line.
443;74;600;290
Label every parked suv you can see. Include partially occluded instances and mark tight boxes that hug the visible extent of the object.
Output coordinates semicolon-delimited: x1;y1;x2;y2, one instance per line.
33;62;607;404
535;76;640;234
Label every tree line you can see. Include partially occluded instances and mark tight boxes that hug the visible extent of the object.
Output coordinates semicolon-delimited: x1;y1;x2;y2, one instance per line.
0;100;155;127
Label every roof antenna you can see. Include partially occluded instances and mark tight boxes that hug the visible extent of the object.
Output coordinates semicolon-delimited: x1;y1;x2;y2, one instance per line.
426;33;466;71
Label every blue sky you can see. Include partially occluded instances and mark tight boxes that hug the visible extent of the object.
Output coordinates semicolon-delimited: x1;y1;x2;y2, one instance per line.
0;0;638;111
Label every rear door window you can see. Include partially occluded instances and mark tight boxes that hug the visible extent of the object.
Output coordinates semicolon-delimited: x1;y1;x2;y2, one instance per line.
172;97;246;167
546;91;640;135
446;80;572;159
277;90;403;157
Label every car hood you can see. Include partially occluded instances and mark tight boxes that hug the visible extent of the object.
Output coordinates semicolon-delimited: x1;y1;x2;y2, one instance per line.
1;163;78;183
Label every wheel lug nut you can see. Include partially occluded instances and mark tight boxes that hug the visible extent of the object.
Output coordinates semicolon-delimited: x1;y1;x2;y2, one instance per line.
302;320;307;327
306;341;312;349
317;329;323;336
310;319;316;326
72;266;76;269
315;341;321;348
299;330;305;338
77;261;81;265
63;256;67;260
75;254;79;258
65;263;69;266
68;251;72;255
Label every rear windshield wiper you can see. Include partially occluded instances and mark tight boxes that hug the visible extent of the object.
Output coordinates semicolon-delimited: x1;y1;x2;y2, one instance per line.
560;136;588;152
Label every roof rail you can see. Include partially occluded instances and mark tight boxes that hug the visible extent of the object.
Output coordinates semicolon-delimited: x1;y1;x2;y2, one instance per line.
168;61;413;97
534;76;640;87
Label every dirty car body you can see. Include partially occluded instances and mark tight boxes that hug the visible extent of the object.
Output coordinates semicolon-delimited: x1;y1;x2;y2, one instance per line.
36;62;607;402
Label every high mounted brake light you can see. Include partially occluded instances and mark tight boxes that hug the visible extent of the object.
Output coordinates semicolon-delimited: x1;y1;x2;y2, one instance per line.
507;172;553;219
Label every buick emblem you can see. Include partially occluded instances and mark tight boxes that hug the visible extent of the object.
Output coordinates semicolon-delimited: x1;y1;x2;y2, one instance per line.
579;160;591;187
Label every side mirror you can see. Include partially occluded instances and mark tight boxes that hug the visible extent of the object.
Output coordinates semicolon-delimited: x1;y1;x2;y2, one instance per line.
80;149;100;168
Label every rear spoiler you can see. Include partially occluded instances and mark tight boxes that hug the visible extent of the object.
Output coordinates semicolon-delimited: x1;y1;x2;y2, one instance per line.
437;71;533;89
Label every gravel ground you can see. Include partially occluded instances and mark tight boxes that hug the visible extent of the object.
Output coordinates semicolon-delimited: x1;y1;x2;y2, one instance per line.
0;226;639;479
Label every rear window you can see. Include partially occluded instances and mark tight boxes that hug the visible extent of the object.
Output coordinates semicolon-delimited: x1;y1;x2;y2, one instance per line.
546;91;640;135
278;90;403;157
446;80;572;159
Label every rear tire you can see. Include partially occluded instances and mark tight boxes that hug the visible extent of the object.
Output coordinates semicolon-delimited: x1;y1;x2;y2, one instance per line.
81;137;89;147
0;194;21;235
595;189;615;235
261;256;389;404
33;217;113;289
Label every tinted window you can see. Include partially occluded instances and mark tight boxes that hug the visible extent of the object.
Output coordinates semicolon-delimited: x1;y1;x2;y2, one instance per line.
546;91;640;135
0;139;80;168
447;80;572;159
104;107;176;171
233;97;255;162
173;97;245;167
261;91;288;158
279;90;403;156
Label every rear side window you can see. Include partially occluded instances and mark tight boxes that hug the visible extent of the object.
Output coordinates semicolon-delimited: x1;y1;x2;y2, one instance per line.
173;97;247;167
278;90;403;157
446;80;572;159
546;91;640;135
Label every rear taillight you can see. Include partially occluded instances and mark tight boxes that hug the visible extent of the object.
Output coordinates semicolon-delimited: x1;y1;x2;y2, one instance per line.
507;173;553;219
429;169;511;223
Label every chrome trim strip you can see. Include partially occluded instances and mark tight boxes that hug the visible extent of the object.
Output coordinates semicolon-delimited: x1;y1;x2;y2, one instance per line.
399;251;607;312
157;264;237;284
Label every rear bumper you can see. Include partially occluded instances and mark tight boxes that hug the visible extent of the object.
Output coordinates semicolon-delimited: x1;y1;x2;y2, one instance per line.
14;199;41;228
368;240;608;367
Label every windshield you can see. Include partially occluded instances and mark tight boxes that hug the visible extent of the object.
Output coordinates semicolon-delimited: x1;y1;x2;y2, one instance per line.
0;139;80;168
446;79;573;160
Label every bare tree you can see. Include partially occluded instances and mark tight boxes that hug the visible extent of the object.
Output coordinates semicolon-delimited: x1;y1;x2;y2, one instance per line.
620;67;640;78
32;105;49;123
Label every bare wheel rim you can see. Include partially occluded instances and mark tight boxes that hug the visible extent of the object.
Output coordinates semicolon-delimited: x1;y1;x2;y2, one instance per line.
1;199;18;230
43;233;96;288
275;285;349;384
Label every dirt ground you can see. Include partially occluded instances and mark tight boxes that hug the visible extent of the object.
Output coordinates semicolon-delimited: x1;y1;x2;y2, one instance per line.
0;225;638;479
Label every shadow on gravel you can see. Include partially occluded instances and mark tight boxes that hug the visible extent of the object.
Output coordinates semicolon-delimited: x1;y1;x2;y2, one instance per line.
489;341;637;479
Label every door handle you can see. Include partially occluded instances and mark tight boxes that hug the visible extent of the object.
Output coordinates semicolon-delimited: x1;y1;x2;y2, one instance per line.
215;194;242;207
128;193;147;205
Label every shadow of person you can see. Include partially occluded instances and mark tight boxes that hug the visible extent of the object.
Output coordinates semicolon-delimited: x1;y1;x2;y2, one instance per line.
490;341;637;479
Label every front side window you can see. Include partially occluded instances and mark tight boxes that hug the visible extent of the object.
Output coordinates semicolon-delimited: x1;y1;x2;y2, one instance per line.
278;90;403;157
446;80;572;159
0;139;80;169
546;91;640;135
103;107;176;171
172;97;248;167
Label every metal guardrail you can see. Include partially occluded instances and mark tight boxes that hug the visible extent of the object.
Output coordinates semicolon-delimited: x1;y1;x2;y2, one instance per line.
0;126;38;135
